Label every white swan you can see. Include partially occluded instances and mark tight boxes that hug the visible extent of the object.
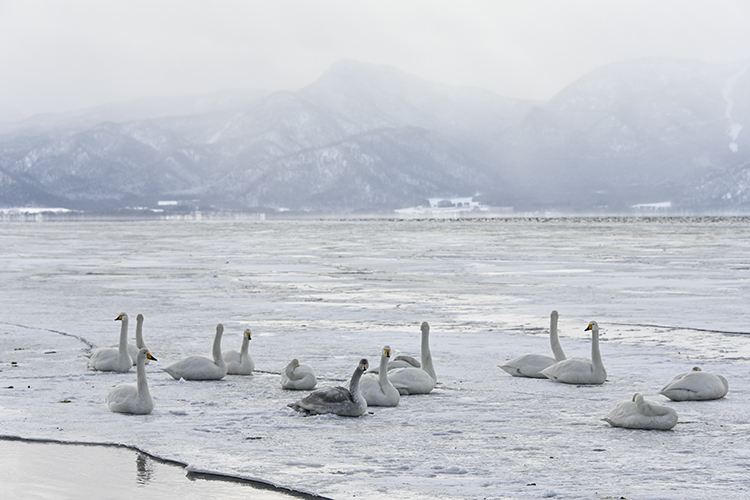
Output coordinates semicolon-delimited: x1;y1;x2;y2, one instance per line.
127;313;149;365
659;367;729;401
388;322;437;395
223;328;254;375
604;393;678;430
541;320;606;385
280;359;317;390
88;313;133;372
288;359;369;417
106;348;157;415
499;310;566;378
164;324;228;381
360;346;400;407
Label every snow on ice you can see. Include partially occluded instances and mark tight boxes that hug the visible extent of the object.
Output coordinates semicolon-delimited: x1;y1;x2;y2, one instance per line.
1;217;749;499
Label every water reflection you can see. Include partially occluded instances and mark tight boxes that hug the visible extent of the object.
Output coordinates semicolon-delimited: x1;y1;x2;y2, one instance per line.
0;438;328;499
135;451;154;486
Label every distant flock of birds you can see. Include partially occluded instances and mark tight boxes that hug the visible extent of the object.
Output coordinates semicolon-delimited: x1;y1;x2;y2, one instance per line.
91;311;729;430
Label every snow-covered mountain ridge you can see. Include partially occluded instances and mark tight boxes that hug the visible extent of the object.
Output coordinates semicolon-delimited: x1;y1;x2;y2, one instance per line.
1;58;749;213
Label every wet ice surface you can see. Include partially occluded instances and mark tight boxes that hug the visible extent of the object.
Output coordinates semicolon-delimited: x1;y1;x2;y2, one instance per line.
1;217;749;499
0;438;316;500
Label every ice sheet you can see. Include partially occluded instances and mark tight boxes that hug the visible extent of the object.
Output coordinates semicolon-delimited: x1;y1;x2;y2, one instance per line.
1;218;749;499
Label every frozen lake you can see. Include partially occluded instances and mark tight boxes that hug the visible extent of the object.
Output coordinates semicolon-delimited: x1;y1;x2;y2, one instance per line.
1;217;749;499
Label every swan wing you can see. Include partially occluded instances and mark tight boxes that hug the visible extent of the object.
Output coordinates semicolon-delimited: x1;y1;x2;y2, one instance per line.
541;357;606;385
164;356;227;381
388;367;435;395
499;354;556;378
660;371;728;401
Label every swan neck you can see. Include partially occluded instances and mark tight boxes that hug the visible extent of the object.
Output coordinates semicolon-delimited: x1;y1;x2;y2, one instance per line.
550;313;566;361
634;394;668;416
135;317;144;348
285;362;296;379
421;328;436;381
591;326;603;368
349;367;364;396
136;353;150;395
212;327;225;365
118;316;129;360
379;354;390;384
240;335;250;357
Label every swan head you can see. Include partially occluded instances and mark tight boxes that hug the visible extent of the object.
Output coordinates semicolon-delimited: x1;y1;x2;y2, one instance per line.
139;348;157;362
115;313;128;322
585;321;599;332
137;313;144;322
216;323;224;335
632;393;641;402
358;358;369;372
244;328;252;340
421;322;430;334
551;310;559;320
383;346;391;358
692;366;702;372
290;358;300;367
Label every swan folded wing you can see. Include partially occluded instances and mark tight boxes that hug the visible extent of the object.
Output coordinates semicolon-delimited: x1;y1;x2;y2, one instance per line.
541;357;605;385
106;385;137;411
499;354;556;378
288;386;356;414
305;386;353;404
164;356;226;380
388;367;435;395
604;396;677;430
659;372;728;401
89;348;133;372
223;350;241;365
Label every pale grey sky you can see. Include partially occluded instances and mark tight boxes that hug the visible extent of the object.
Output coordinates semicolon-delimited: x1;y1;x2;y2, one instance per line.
1;0;749;117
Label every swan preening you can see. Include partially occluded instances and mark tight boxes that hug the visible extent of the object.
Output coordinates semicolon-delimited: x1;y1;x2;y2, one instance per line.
541;320;606;385
604;393;678;430
223;328;254;375
360;346;400;407
499;310;566;378
288;358;369;417
281;359;317;390
88;313;134;372
127;313;149;366
388;322;437;395
659;367;729;401
107;348;157;415
164;324;228;381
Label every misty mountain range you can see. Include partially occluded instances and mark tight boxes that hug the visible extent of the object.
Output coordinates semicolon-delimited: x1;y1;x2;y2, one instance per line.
1;58;749;214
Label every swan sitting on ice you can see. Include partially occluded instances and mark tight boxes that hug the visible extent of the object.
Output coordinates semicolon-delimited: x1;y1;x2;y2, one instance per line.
388;322;437;395
541;320;606;385
659;367;729;401
360;346;400;407
604;393;678;430
280;359;317;390
223;328;254;375
288;359;369;417
127;313;150;366
88;313;134;372
164;324;228;381
499;310;566;378
107;348;157;415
